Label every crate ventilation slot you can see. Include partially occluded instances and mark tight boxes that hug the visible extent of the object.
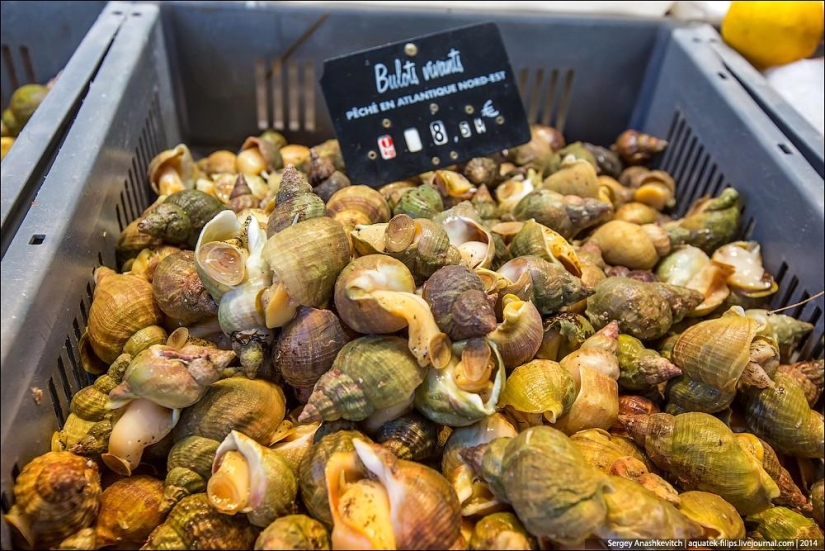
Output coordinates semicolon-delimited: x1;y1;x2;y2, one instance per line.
516;67;574;133
766;261;824;361
658;111;732;218
256;58;316;133
115;92;164;233
1;42;36;108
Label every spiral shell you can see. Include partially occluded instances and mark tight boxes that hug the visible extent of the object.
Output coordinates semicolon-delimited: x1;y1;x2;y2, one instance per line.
422;264;498;341
143;493;257;550
261;216;350;325
595;476;703;540
747;507;824;541
469;512;537;550
162;435;218;513
499;360;575;424
148;144;200;196
743;371;824;459
541;157;600;198
255;514;331;550
325;439;462;549
621;412;779;515
267;167;326;235
393;184;444;219
513;189;612;239
672;307;766;393
173;377;286;445
435;201;497;270
373;411;439;462
298;336;427;425
94;475;165;548
326;185;391;231
383;215;463;285
508;219;582;277
208;430;298;527
4;452;101;549
466;426;611;545
415;339;506;427
612;130;668;165
85;267;163;368
486;295;543;370
298;430;372;528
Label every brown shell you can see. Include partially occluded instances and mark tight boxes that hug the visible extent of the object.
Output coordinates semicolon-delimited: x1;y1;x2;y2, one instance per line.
422;264;497;341
326;185;391;229
87;267;164;364
143;493;257;550
5;451;101;549
273;307;350;392
95;475;166;547
152;251;217;323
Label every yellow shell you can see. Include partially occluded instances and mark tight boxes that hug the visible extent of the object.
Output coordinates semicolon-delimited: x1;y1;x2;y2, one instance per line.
4;452;101;548
86;267;163;365
589;220;658;271
95;475;166;547
672;308;759;393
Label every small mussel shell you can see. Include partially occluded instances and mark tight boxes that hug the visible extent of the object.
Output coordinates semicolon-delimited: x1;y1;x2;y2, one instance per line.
678;491;746;540
422;264;497;341
94;475;165;547
333;254;416;335
298;430;372;529
262;216;351;309
143;493;258;550
152;250;218;323
298;336;426;424
594;476;703;541
746;506;825;541
273;307;350;392
4;451;101;549
469;512;538;550
255;514;331;550
87;267;164;366
373;411;439;461
173;377;286;444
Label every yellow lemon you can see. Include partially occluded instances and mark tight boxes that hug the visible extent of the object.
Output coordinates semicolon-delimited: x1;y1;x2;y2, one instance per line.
722;1;824;69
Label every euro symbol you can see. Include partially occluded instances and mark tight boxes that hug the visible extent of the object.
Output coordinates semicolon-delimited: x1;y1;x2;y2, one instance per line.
481;100;499;118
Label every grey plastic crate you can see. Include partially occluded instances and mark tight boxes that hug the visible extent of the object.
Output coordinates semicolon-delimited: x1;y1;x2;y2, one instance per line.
0;1;118;257
1;2;823;547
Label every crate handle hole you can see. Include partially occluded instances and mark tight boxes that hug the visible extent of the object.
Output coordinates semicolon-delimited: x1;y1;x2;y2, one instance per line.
29;234;45;245
778;143;793;155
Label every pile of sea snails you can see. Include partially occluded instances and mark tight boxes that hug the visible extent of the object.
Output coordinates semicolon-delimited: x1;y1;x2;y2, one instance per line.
4;125;824;550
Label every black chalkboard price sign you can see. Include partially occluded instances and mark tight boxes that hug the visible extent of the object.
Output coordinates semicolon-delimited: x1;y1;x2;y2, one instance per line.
320;22;531;187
